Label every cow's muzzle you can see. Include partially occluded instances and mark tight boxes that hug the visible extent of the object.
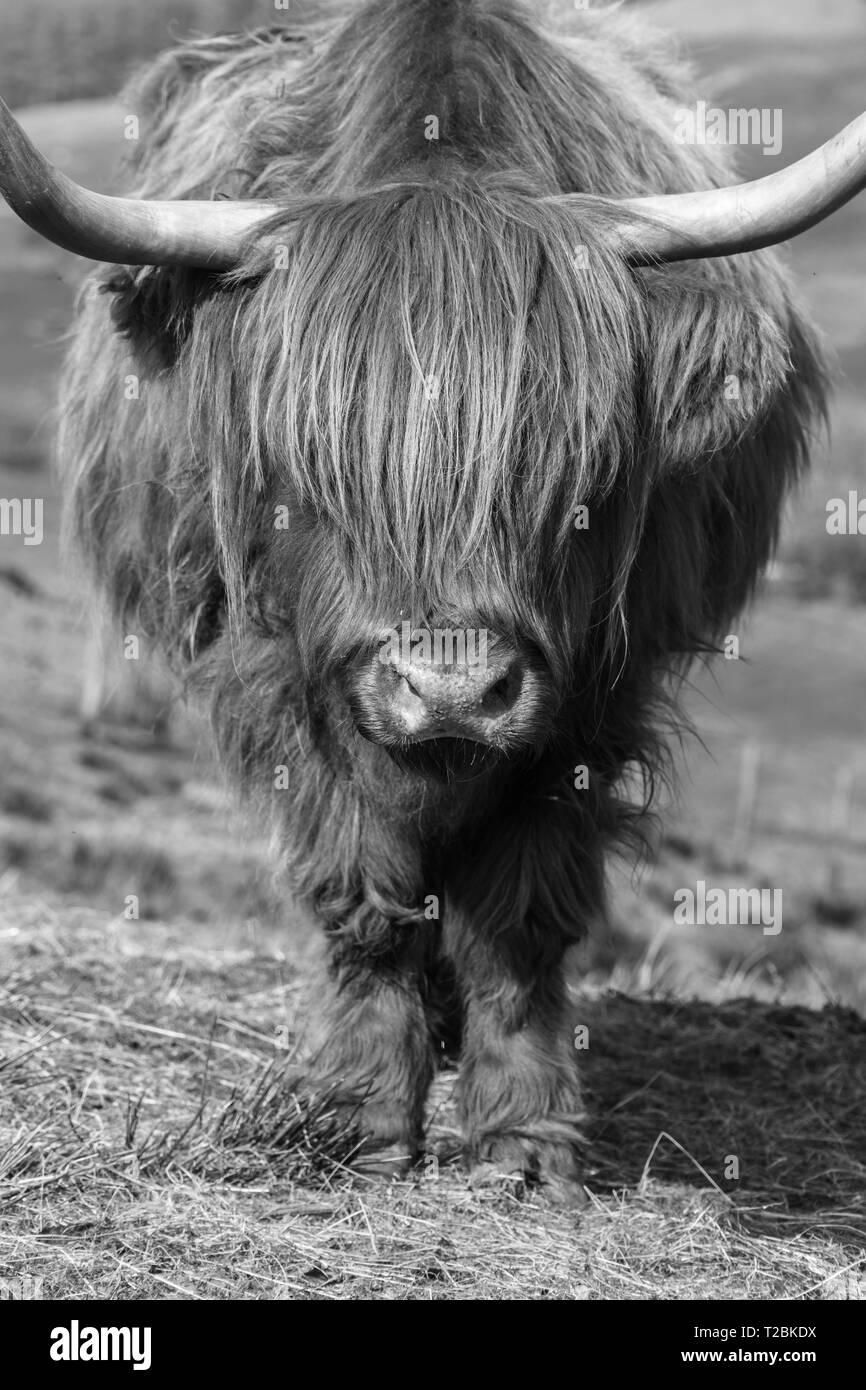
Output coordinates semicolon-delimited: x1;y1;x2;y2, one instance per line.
350;627;549;762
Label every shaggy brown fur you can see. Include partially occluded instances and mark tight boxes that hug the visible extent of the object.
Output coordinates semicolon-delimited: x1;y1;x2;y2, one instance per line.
58;0;827;1198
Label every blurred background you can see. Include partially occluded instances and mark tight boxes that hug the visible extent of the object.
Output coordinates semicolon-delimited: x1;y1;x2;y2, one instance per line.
0;0;864;1009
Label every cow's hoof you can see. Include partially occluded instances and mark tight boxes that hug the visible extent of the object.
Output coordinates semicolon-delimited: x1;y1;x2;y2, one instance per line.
542;1176;588;1209
326;1095;422;1179
468;1135;587;1208
348;1144;416;1180
467;1161;527;1199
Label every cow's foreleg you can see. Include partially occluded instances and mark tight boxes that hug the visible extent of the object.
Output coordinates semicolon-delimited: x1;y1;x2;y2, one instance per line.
304;923;437;1172
452;943;586;1203
445;800;601;1203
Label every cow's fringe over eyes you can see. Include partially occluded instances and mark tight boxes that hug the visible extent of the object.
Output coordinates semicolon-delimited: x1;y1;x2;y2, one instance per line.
189;180;649;664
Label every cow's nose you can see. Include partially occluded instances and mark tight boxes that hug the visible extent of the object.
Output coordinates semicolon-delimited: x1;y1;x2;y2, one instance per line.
378;642;524;742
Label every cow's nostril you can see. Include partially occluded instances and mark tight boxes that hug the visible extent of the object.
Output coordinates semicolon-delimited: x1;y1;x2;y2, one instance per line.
485;666;523;712
484;674;511;709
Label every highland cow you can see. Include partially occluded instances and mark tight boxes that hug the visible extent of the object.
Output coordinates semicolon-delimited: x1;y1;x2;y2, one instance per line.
2;0;864;1203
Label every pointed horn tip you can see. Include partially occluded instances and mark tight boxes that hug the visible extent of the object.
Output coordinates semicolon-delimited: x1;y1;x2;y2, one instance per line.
610;108;866;264
0;92;279;269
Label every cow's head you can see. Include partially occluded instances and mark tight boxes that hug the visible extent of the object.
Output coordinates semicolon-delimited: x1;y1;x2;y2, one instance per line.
0;96;863;778
207;179;657;777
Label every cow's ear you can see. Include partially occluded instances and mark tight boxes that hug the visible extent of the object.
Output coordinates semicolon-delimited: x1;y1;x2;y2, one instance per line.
639;263;819;473
103;265;220;369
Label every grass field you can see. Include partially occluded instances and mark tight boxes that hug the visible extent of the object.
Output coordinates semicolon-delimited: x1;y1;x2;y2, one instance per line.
0;0;865;1300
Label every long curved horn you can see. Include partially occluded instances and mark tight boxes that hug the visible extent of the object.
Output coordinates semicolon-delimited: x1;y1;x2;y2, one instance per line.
2;90;865;269
606;110;866;265
0;97;279;269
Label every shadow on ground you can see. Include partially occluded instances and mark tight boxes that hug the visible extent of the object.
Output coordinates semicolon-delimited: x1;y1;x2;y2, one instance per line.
575;993;866;1246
